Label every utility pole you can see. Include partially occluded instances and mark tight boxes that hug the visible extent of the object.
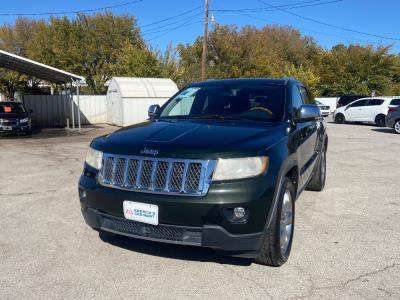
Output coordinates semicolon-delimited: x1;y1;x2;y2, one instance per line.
201;0;209;80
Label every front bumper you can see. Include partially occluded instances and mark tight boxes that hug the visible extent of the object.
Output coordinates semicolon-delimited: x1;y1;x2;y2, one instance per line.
79;168;277;256
0;124;31;134
386;116;395;128
82;206;263;256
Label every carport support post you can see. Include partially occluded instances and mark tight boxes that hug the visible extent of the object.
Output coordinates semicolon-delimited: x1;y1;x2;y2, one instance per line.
71;82;75;129
76;82;81;131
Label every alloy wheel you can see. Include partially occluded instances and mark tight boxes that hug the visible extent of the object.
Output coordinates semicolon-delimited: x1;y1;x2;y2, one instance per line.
280;190;293;255
394;121;400;134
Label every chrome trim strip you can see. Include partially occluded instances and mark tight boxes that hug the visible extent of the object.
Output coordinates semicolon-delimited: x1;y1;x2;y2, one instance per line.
98;154;216;197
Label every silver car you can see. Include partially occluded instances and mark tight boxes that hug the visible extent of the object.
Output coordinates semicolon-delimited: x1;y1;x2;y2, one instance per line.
315;100;330;117
386;106;400;134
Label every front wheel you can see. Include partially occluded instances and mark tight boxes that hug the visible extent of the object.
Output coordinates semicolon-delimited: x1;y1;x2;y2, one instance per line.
394;120;400;134
255;177;295;267
375;114;386;127
334;113;345;124
306;148;326;191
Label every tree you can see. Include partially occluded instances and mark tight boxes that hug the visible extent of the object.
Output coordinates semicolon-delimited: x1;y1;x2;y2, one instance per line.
319;44;400;96
177;24;322;87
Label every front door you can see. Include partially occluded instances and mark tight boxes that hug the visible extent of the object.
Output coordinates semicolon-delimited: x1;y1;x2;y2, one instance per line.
344;99;369;121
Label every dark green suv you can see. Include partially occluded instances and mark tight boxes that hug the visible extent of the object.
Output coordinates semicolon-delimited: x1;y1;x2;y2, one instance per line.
79;78;328;266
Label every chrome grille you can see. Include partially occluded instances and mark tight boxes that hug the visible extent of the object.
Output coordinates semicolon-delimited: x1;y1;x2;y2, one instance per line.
0;119;18;126
170;162;185;191
127;159;139;186
99;154;215;196
185;163;202;192
140;160;154;188
155;161;169;189
103;157;114;182
114;158;126;186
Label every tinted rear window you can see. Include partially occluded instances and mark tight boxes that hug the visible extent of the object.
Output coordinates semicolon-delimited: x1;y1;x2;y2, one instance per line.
368;99;384;106
390;99;400;105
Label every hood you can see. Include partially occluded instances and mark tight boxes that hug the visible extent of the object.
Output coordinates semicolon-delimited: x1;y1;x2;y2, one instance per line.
0;112;28;120
92;119;287;159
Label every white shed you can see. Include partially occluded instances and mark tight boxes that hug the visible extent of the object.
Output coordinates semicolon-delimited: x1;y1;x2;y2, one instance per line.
106;77;179;126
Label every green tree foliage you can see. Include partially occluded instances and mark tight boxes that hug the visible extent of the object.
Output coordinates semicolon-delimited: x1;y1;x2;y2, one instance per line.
28;13;153;94
318;44;400;96
177;25;322;88
177;24;400;96
0;18;45;98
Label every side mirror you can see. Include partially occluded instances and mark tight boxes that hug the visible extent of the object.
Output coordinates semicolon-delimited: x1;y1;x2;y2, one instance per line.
295;104;321;123
148;104;160;118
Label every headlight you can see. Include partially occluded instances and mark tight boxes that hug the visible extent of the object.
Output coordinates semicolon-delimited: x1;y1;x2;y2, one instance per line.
85;147;103;170
19;117;29;123
213;156;268;181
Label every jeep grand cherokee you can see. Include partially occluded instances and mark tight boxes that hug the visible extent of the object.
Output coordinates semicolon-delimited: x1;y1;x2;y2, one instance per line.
79;78;328;266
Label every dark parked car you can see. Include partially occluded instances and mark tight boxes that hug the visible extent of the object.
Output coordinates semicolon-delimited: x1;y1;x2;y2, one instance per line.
79;78;328;266
0;101;32;135
337;95;368;108
386;105;400;134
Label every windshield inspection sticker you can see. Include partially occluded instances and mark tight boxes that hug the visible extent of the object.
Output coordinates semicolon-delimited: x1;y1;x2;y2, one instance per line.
123;201;159;225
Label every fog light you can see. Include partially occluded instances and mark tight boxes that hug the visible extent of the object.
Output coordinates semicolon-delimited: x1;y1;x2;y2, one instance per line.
234;207;246;219
79;189;86;199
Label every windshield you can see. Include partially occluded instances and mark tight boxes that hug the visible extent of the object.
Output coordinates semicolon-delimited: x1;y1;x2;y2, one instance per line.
159;84;285;122
0;102;26;114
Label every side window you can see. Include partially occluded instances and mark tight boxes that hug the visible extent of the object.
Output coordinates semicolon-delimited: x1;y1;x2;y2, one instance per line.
292;85;304;118
349;100;369;107
300;86;314;104
390;99;400;106
368;99;384;106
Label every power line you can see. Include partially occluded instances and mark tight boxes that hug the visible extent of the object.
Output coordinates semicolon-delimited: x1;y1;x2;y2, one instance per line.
140;6;203;28
215;7;398;49
141;11;203;35
146;20;202;41
212;0;343;13
0;0;144;16
257;0;400;41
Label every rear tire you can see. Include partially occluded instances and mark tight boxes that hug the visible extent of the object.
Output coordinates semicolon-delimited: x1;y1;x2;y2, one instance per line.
306;147;326;192
394;120;400;134
255;177;295;267
375;114;386;127
335;113;345;124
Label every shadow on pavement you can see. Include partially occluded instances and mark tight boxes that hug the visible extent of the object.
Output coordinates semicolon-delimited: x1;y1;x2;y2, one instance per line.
99;232;253;266
371;128;396;134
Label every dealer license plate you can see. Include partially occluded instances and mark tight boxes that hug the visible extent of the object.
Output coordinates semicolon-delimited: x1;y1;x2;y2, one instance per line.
123;201;159;225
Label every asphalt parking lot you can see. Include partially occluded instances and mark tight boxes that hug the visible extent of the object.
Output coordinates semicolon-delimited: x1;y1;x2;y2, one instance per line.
1;120;399;299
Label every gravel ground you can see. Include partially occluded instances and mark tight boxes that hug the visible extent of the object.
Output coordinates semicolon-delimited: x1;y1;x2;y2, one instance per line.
0;120;399;299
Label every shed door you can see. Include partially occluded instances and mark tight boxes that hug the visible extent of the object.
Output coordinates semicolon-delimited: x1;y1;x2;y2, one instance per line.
107;89;122;126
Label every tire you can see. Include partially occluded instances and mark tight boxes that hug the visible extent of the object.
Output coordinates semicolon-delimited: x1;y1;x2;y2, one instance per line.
394;120;400;134
375;114;386;127
306;147;327;192
334;113;345;124
255;177;295;267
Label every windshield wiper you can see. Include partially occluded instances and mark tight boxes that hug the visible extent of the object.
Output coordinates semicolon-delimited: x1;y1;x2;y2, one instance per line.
195;115;245;120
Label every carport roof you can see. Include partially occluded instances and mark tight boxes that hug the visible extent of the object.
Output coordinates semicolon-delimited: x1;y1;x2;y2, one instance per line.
0;49;84;84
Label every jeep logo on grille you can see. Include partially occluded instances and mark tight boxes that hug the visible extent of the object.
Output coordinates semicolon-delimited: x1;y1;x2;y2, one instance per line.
140;148;159;156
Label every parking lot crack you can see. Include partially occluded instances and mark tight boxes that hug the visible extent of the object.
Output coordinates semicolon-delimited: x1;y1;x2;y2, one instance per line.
342;262;400;287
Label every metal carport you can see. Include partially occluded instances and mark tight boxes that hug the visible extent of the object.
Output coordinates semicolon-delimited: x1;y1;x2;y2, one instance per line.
0;49;85;130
